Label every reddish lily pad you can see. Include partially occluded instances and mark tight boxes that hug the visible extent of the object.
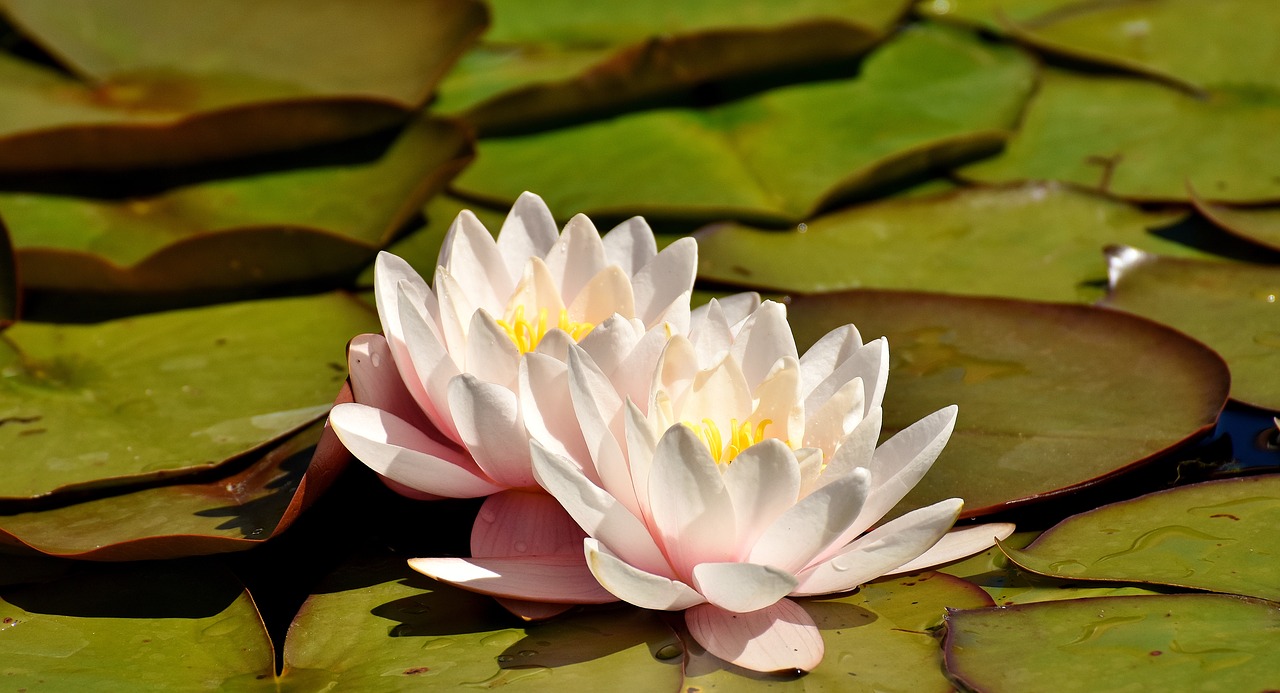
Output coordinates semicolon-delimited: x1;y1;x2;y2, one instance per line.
944;594;1280;692
437;0;910;133
452;23;1036;223
0;292;377;500
0;0;487;171
786;291;1230;517
696;183;1208;302
1002;475;1280;601
961;69;1280;203
1102;250;1280;410
1193;193;1280;253
0;387;352;560
1;117;472;293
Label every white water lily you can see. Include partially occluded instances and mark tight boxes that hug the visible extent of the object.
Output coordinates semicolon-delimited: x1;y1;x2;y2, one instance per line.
412;298;1014;672
328;193;697;616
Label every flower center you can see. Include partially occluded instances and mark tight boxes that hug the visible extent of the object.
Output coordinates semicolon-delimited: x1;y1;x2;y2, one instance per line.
496;305;594;354
685;418;773;465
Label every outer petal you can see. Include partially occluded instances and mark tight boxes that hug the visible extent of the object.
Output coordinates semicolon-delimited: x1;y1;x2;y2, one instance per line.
601;215;658;276
648;425;739;575
585;539;705;611
632;236;697;328
409;555;616;604
347;333;431;431
848;405;957;536
692;562;797;614
329;403;500;498
495;191;559;282
447;374;533;488
395;281;461;442
470;490;586;559
886;523;1017;575
685;599;823;674
373;251;439;352
748;468;871;574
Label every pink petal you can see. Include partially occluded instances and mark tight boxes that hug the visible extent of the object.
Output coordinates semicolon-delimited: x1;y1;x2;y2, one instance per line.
519;353;592;473
749;468;871;573
373;251;439;352
685;599;823;673
447;374;533;488
730;301;798;390
347;333;431;431
495;191;559;282
328;402;500;498
585;539;704;610
886;522;1017;575
648;425;738;576
433;268;477;357
408;555;616;604
601;215;657;276
692;562;798;613
722;440;800;550
470;490;586;559
545;214;607;306
632;236;696;328
566;347;636;514
440;209;511;314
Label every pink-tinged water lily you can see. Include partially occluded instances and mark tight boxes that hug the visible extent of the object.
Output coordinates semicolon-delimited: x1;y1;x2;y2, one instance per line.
329;193;697;616
411;299;1014;672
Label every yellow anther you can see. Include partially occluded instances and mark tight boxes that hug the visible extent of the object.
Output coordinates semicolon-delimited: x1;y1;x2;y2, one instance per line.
684;418;776;464
496;305;595;353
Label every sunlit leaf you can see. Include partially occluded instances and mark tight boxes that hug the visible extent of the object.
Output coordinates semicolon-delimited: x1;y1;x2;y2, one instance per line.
913;0;1079;31
1102;250;1280;410
961;69;1280;203
453;23;1035;223
0;0;486;171
786;291;1230;517
1;117;472;293
0;293;376;500
945;594;1280;692
697;183;1212;302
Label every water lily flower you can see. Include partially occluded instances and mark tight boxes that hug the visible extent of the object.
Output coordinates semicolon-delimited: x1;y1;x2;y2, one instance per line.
328;193;697;616
411;299;1014;672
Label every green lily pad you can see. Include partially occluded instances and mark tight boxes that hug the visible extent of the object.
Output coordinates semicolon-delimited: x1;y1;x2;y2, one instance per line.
1002;475;1280;601
1102;251;1280;410
961;69;1280;203
437;0;910;133
2;117;472;293
696;183;1211;302
355;193;512;288
785;291;1230;517
913;0;1080;31
944;594;1280;692
0;0;486;171
1193;193;1280;253
282;555;683;690
0;292;376;500
0;214;13;321
0;562;275;690
453;23;1035;223
0;387;352;559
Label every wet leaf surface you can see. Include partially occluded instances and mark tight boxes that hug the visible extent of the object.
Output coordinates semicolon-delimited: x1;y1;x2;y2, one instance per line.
786;291;1230;517
0;293;376;500
944;594;1280;692
961;69;1280;203
697;183;1210;302
1003;475;1280;601
2;117;472;293
452;24;1035;223
1102;251;1280;410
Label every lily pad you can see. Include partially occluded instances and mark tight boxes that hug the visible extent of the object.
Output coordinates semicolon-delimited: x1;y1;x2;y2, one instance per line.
0;563;275;690
437;0;910;133
961;69;1280;203
452;23;1036;223
944;594;1280;692
1102;250;1280;410
913;0;1080;31
1;117;472;293
0;387;352;560
696;183;1209;302
0;215;13;321
0;292;377;500
0;0;487;171
1193;193;1280;253
1002;475;1280;601
785;290;1230;517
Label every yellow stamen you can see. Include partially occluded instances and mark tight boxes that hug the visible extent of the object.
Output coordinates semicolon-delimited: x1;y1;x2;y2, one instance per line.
496;305;595;353
684;418;775;464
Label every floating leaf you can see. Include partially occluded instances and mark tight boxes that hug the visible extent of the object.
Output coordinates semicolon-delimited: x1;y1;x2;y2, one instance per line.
1193;193;1280;253
0;387;352;560
0;214;13;321
437;0;910;133
0;563;274;689
1102;250;1280;410
944;594;1280;692
0;292;376;500
786;291;1230;517
914;0;1078;31
1;117;472;293
0;0;487;171
453;23;1035;223
697;183;1209;302
1003;475;1280;601
961;69;1280;203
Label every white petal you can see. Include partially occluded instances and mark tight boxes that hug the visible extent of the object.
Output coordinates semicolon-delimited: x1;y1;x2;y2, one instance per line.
470;490;586;558
632;236;696;328
730;301;798;389
692;562;798;613
689;298;733;367
576;314;639;378
805;337;887;420
409;555;615;604
722;440;800;550
496;191;559;281
440;209;511;314
851;405;957;534
798;323;863;400
544;214;607;306
802;377;865;456
794;448;825;498
566;347;634;514
685;599;823;673
818;406;882;486
447;374;533;488
648;424;738;575
692;292;759;329
610;321;671;409
373;251;438;352
329;402;500;497
601;215;657;276
652;335;699;416
886;523;1016;575
678;353;754;432
391;279;461;441
519;353;591;473
624;400;659;526
749;357;805;448
506;256;567;322
749;468;871;573
464;311;520;389
568;265;636;325
432;268;476;357
585;539;705;611
793;499;963;596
